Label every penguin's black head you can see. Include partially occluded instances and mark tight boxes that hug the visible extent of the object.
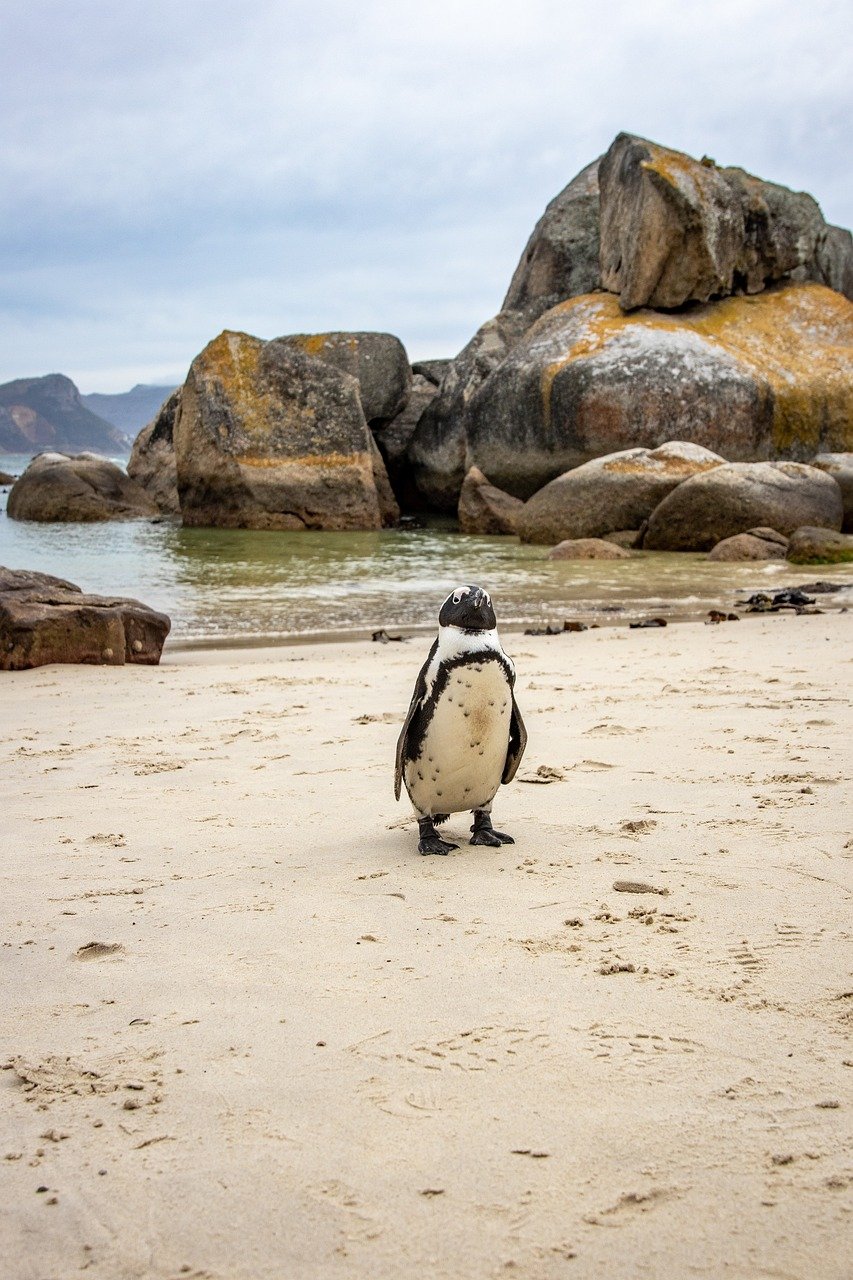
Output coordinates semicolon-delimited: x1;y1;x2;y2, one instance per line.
438;584;496;632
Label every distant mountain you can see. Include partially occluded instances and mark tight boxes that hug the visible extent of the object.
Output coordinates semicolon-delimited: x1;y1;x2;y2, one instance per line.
0;374;131;455
82;384;178;436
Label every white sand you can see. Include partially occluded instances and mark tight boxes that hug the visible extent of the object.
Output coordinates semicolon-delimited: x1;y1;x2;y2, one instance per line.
2;613;851;1279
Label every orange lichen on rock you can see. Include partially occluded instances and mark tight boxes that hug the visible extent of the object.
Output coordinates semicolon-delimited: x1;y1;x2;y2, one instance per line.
240;451;369;470
195;331;280;440
538;284;853;453
285;333;357;359
640;141;724;204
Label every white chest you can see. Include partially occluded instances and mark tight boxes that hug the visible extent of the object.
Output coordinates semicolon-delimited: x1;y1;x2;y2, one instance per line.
404;657;512;816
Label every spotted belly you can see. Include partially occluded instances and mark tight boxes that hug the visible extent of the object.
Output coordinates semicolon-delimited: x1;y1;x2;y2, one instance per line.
404;659;512;817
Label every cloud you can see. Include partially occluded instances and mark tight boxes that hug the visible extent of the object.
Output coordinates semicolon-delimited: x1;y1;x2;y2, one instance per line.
0;0;851;390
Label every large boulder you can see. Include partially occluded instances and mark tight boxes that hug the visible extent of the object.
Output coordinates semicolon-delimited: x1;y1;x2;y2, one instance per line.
173;330;392;531
0;567;170;669
280;332;411;424
457;466;524;535
372;373;437;505
501;159;602;317
127;389;181;515
643;462;843;551
598;133;850;311
455;285;853;500
516;442;724;545
811;453;853;531
707;528;789;561
786;526;853;565
7;453;159;522
407;310;531;510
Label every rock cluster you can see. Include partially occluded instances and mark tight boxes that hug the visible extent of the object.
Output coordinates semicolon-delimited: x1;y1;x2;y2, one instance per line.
5;132;852;542
0;567;170;669
516;442;724;545
411;133;853;511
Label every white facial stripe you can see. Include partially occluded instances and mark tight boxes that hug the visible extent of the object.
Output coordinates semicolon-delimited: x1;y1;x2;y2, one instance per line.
451;586;471;605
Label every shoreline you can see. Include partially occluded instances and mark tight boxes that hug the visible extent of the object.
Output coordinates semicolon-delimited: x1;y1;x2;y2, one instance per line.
163;597;850;656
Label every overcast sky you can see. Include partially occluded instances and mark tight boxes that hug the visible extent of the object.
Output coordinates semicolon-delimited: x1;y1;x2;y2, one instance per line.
1;0;851;392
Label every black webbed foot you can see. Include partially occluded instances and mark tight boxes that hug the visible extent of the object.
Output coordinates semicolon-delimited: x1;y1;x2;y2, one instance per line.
470;810;515;846
418;817;458;856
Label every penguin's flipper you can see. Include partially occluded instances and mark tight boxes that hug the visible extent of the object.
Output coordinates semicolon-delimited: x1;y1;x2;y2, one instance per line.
502;693;527;784
394;639;438;801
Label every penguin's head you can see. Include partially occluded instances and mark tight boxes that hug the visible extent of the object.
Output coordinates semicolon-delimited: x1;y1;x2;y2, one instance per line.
438;584;496;632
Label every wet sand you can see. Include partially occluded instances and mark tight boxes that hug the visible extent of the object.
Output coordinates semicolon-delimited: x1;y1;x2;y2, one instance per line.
2;613;851;1279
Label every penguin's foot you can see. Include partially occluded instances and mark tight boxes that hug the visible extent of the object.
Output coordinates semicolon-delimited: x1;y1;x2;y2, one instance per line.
418;817;458;856
470;810;515;847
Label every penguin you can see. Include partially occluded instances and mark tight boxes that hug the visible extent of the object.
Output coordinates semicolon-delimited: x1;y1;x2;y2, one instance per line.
395;584;527;855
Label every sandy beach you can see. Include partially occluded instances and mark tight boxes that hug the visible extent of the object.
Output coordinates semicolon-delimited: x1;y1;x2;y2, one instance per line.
2;611;851;1279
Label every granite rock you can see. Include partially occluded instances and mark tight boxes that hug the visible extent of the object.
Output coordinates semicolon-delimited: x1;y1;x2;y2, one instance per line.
173;330;389;531
457;466;524;535
707;528;789;561
644;462;843;551
548;538;632;560
811;453;853;531
7;453;159;522
0;566;170;669
786;526;853;564
127;389;181;515
281;332;411;424
516;442;724;545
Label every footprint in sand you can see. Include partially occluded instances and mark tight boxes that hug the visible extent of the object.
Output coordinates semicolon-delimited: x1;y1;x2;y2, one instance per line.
73;942;125;961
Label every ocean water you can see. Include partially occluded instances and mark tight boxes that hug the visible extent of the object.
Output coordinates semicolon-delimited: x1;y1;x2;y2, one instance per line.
2;455;851;645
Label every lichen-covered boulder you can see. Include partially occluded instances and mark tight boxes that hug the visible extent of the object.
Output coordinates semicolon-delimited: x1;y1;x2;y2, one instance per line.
811;453;853;531
281;332;411;423
598;133;850;310
457;466;524;535
707;528;789;561
516;442;724;545
458;285;853;501
644;462;843;551
502;159;601;318
0;567;170;669
127;389;181;515
174;330;391;531
548;538;632;560
786;526;853;564
7;453;159;522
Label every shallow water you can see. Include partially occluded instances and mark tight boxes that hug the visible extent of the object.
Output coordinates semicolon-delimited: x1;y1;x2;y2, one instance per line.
4;484;852;644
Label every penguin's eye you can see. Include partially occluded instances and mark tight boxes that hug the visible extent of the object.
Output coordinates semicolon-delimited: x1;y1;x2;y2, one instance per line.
452;591;462;604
